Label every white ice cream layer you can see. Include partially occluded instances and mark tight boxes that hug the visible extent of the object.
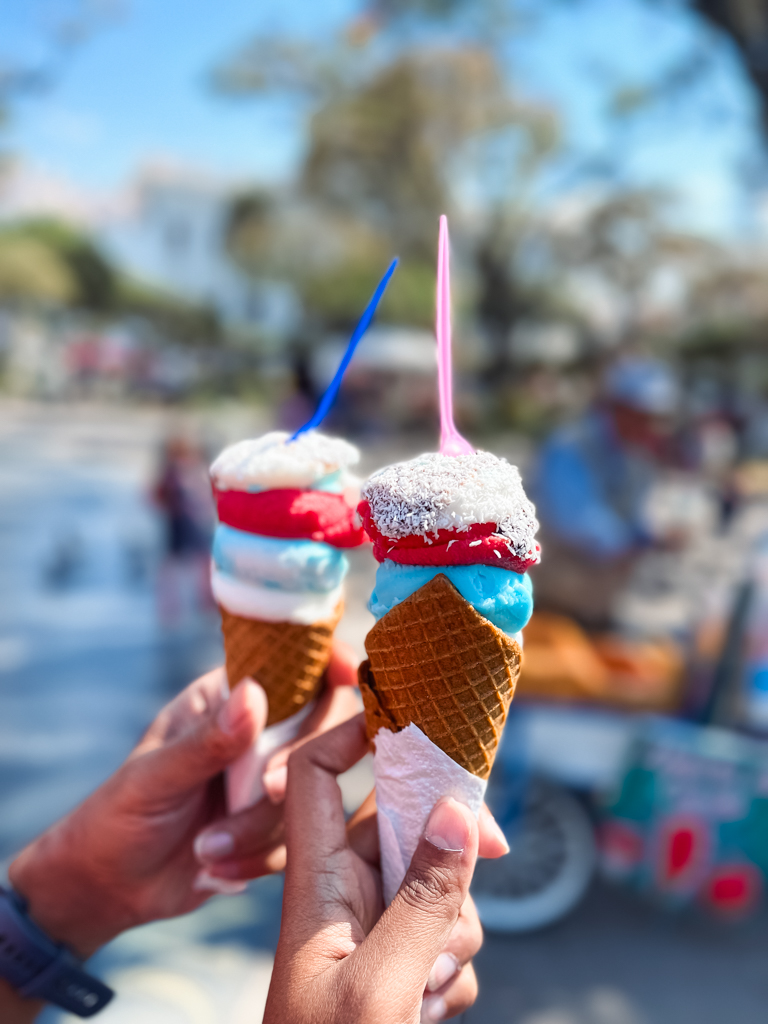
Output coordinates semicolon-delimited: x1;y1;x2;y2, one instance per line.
363;451;539;562
211;569;343;624
374;723;487;905
211;430;360;491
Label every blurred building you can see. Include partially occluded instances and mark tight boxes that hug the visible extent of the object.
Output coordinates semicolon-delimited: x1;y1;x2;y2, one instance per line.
0;157;298;337
99;164;299;335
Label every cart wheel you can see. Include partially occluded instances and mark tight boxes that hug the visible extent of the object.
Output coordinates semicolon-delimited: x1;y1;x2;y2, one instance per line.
472;781;596;933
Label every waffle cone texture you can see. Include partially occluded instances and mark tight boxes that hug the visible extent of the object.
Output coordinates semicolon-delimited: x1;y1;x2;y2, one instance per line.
219;602;343;726
358;574;522;779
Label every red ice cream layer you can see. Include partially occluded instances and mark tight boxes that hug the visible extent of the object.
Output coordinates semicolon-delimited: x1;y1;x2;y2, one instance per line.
214;487;366;548
358;500;540;573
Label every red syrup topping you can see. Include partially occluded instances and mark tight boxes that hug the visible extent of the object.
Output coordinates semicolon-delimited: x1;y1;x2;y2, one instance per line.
214;487;366;548
358;500;539;573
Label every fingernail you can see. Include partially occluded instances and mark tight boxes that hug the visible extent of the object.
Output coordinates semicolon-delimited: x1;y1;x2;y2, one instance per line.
425;798;470;853
263;765;288;804
421;994;447;1022
217;685;246;735
192;869;247;895
194;830;234;863
427;952;459;992
486;813;510;854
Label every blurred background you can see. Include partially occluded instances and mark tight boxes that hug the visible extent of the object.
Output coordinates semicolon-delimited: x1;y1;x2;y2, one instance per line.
7;0;768;1021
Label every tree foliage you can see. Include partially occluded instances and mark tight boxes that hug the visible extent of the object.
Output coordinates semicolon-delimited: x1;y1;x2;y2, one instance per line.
115;276;222;346
0;235;75;305
213;0;768;411
7;219;117;311
219;39;558;329
301;48;556;259
694;0;768;127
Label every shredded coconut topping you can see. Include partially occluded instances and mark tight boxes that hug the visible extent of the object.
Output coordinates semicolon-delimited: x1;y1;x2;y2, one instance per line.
362;451;539;560
211;430;360;491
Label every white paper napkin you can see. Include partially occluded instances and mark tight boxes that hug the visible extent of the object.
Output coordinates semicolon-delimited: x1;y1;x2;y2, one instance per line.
373;723;487;904
226;699;315;813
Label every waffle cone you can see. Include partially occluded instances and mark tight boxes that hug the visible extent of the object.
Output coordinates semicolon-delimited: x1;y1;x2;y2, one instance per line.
358;574;521;779
219;602;343;726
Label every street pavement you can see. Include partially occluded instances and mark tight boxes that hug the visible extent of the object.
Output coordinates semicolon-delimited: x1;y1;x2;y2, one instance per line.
2;400;768;1023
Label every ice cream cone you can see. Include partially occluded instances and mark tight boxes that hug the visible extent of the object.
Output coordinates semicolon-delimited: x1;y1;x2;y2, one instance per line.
219;602;343;726
358;574;522;779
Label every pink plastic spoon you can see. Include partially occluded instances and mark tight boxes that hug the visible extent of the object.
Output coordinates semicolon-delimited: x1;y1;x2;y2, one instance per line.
436;214;474;457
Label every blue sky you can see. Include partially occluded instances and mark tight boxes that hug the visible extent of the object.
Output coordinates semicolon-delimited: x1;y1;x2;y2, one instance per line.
2;0;356;187
1;0;764;237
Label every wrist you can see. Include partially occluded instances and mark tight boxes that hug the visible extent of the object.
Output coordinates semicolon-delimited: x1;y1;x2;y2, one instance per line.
9;829;127;960
0;977;44;1024
0;886;115;1018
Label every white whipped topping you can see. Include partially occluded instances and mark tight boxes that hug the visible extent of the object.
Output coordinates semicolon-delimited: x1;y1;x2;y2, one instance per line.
211;430;360;491
362;451;539;561
211;569;343;624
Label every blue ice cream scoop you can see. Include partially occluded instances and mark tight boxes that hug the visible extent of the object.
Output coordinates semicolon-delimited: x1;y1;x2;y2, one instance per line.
369;561;533;636
213;525;348;593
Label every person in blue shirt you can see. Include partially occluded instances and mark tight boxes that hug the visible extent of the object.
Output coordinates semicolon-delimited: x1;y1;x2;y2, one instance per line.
529;356;680;627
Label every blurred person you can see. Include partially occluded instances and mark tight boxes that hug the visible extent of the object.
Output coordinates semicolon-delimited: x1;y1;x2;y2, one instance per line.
277;352;317;434
675;377;740;528
151;434;214;624
530;356;681;628
1;645;506;1022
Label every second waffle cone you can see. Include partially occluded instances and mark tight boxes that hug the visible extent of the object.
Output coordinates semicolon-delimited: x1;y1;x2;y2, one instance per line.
358;574;521;778
219;602;343;726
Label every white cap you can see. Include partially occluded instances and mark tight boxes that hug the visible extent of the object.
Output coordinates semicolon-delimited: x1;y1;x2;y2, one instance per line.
604;357;679;415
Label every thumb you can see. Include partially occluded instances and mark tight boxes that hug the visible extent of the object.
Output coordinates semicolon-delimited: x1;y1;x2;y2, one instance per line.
132;678;268;799
358;798;478;1010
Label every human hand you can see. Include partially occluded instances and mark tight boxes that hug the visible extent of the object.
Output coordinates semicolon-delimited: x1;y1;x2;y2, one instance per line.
192;642;361;883
8;668;265;959
193;639;506;891
264;714;487;1024
9;643;360;960
344;790;507;1021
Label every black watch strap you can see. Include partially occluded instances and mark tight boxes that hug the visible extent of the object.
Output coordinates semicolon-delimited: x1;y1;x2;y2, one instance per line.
0;886;114;1017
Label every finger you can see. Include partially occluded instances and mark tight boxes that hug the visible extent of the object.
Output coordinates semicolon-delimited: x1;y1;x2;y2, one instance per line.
262;684;361;803
421;963;478;1022
426;895;482;992
359;797;479;1012
346;789;379;866
325;639;359;688
284;714;368;873
136;667;229;750
194;797;284;866
129;678;268;800
478;803;509;859
195;844;287;880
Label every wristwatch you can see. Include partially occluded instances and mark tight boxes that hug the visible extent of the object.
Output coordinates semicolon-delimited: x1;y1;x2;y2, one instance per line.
0;886;114;1017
